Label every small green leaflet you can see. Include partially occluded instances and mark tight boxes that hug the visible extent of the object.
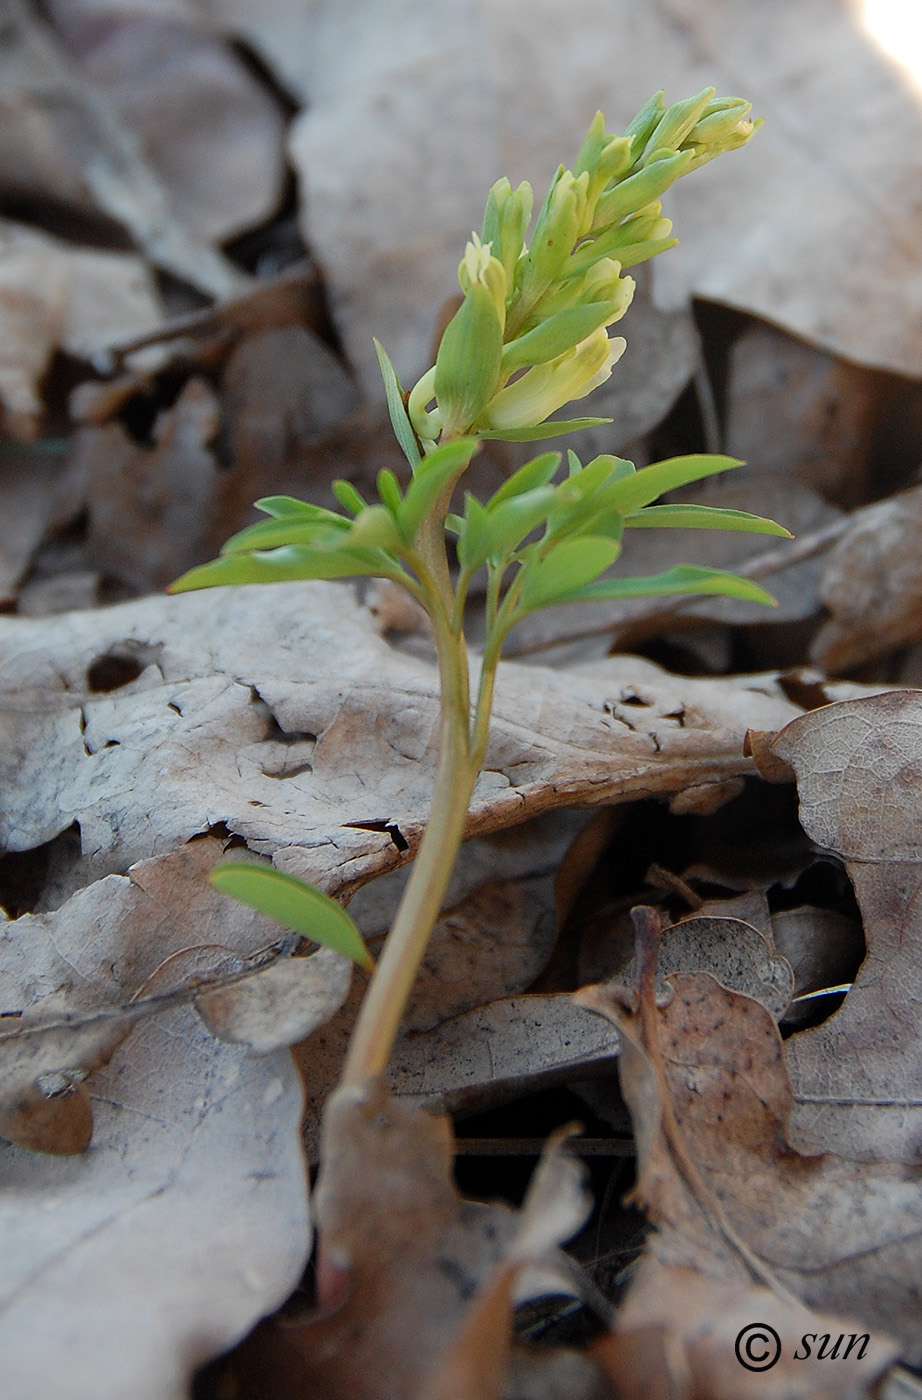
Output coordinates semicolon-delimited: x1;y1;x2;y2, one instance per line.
210;864;375;973
477;417;611;442
488;451;560;507
625;503;791;535
398;437;479;541
518;534;620;611
600;454;743;513
557;564;777;606
168;544;404;592
374;338;422;470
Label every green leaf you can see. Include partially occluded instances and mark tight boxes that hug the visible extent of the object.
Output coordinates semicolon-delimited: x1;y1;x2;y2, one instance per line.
456;492;491;571
376;468;404;517
398;437;479;542
374;338;422;470
600;454;743;513
488;451;561;507
434;281;504;436
477;416;610;442
624;504;791;535
518;534;619;611
332;479;368;516
219;516;350;554
168;544;401;593
462;484;560;571
347;504;405;553
500;303;615;375
253;495;338;521
210;864;374;972
560;564;778;606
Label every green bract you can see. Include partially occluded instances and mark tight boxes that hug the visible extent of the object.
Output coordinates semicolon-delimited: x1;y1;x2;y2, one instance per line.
170;92;777;1087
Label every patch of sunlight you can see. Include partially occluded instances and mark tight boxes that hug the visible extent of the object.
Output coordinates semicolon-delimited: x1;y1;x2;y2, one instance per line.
858;0;922;92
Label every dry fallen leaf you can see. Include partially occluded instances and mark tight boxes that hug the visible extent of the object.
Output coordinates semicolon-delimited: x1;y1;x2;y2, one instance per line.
72;374;222;591
578;907;922;1368
47;0;287;242
0;0;245;297
229;1080;604;1400
0;218;163;439
757;690;922;1163
0;581;805;907
0;837;324;1400
811;488;922;674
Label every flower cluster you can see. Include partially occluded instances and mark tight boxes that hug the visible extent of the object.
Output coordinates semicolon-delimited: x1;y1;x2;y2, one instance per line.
408;88;759;446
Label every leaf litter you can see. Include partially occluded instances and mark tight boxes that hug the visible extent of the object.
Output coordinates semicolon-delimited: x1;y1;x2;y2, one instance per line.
6;2;922;1397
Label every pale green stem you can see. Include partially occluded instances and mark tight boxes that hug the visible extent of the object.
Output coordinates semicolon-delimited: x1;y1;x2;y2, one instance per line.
340;507;476;1086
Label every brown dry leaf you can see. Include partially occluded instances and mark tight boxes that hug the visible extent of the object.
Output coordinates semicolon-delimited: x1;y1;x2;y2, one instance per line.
0;837;325;1400
388;992;621;1118
759;691;922;1163
0;218;163;439
724;320;878;508
605;914;794;1019
577;910;922;1368
46;0;287;242
0;444;64;603
348;809;592;1032
0;581;804;906
771;906;865;1029
71;374;222;591
811;488;922;673
0;838;351;1146
233;1081;602;1400
0;0;245;298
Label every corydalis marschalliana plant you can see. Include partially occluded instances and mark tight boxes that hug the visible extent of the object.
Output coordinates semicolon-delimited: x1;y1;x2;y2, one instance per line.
171;87;786;1087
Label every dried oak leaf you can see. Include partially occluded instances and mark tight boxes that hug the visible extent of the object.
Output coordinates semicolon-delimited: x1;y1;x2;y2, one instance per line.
811;488;922;674
0;581;804;903
0;0;244;297
578;910;918;1373
46;0;287;242
758;690;922;1163
0;837;328;1400
0;218;163;439
0;837;351;1152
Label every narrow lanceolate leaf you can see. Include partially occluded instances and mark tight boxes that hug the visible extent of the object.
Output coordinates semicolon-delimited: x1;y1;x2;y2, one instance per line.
398;437;479;542
374;337;422;470
210;864;375;973
518;535;620;611
168;544;403;593
477;416;611;442
456;493;491;571
219;517;350;554
434;281;503;436
625;504;791;535
253;496;344;522
559;564;778;606
488;452;561;507
601;454;744;513
500;302;615;375
332;479;368;516
462;485;560;571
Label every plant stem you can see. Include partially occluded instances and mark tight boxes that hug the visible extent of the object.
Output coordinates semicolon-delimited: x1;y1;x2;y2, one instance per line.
339;512;476;1087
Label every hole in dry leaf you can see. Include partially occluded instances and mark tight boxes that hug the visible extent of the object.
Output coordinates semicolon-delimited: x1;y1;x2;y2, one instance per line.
0;822;81;917
343;819;409;852
86;640;163;692
188;821;248;852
